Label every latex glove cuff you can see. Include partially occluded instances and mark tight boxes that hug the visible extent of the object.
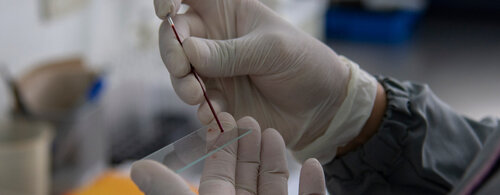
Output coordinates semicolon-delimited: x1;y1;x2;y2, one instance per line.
292;56;378;164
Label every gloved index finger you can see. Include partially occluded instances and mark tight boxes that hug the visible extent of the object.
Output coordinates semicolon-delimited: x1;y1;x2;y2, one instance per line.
199;112;238;195
299;158;326;195
258;129;289;195
235;116;262;195
159;13;206;78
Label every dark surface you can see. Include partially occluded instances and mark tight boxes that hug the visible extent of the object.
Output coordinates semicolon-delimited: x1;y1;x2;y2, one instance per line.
326;10;500;120
323;77;500;194
110;113;195;164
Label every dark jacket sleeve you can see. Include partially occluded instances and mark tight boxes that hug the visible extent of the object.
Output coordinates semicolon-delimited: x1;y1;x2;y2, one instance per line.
322;76;500;195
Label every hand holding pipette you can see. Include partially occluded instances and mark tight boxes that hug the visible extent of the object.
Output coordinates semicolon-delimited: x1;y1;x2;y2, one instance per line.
166;15;225;133
138;0;500;194
155;0;381;163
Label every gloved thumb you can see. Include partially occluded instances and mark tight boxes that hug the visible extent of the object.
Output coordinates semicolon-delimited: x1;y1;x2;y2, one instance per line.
299;158;326;195
131;160;195;195
183;36;252;78
154;0;181;19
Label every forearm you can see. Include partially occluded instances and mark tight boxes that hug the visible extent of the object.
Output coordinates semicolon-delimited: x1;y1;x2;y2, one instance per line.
337;82;387;156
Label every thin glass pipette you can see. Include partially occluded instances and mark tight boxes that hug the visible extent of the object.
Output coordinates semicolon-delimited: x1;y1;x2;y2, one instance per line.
167;15;224;133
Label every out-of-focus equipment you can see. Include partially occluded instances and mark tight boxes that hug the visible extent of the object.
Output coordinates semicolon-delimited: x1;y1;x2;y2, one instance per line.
2;58;105;194
325;0;426;43
0;65;54;195
0;118;53;195
0;65;29;117
16;58;98;121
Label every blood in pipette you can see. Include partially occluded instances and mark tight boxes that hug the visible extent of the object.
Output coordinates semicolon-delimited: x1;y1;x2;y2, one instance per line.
168;18;225;133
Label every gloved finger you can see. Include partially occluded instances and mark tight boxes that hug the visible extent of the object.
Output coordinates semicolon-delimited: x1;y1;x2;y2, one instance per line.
299;158;326;195
131;160;195;195
182;0;222;15
154;0;181;19
176;11;206;39
159;13;205;77
197;90;227;125
170;73;204;105
183;36;255;78
205;112;238;144
258;128;289;195
235;116;261;195
200;112;238;195
159;19;190;77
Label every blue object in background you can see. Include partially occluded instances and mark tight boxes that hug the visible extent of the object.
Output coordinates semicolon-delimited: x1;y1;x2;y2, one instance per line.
86;76;105;102
325;7;422;44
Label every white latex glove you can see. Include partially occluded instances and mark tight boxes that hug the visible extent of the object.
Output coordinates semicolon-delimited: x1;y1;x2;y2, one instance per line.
131;114;326;195
155;0;378;163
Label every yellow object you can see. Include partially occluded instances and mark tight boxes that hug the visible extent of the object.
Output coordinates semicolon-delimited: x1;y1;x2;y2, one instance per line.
67;170;199;195
66;171;143;195
189;184;199;194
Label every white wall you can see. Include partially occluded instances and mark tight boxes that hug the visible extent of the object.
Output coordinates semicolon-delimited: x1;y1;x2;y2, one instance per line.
0;0;167;117
0;0;87;75
0;0;87;117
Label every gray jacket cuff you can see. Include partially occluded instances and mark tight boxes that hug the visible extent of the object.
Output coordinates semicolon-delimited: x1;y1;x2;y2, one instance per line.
323;76;453;195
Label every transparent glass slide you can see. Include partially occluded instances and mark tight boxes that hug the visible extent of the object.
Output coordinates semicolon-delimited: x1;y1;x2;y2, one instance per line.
143;126;251;173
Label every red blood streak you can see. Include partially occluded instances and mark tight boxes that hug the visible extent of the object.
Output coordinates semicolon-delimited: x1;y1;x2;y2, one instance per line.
170;23;224;133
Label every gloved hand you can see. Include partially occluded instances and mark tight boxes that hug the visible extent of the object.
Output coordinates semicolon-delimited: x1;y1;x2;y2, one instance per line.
131;114;326;195
155;0;378;163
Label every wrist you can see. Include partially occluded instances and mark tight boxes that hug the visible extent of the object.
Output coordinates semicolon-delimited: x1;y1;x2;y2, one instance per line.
336;82;387;156
291;57;379;163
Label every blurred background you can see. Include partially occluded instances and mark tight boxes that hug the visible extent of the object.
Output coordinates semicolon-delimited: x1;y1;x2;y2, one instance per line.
0;0;499;194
